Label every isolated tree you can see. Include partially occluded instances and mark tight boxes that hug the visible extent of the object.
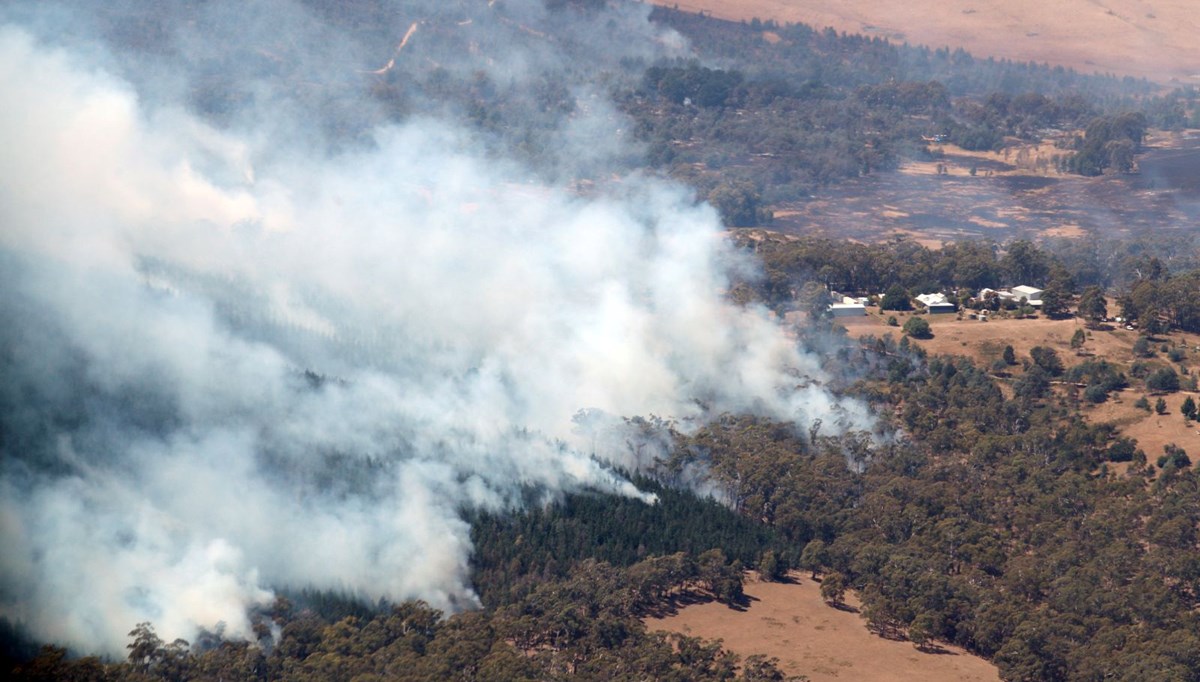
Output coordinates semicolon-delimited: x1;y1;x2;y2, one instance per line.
1003;344;1017;365
1039;286;1070;319
1133;336;1154;358
1181;395;1197;420
1070;328;1086;350
819;572;847;606
903;316;933;339
1155;397;1169;414
1146;367;1180;393
1030;346;1064;376
127;622;164;672
1076;286;1108;328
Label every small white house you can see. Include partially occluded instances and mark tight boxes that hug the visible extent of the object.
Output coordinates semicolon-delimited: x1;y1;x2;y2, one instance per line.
828;296;867;317
916;292;956;314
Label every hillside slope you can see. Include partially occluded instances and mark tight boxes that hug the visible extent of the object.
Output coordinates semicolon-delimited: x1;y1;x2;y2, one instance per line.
654;0;1200;84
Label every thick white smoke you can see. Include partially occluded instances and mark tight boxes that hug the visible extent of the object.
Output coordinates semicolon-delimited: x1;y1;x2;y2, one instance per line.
0;3;871;656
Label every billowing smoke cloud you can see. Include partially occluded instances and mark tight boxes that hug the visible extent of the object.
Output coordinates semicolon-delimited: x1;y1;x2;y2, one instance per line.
0;0;870;655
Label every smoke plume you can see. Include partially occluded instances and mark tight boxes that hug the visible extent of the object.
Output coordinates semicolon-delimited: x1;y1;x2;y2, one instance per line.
0;0;870;655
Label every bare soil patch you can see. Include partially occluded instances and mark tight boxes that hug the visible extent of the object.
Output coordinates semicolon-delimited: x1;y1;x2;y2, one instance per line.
655;1;1200;85
645;573;999;682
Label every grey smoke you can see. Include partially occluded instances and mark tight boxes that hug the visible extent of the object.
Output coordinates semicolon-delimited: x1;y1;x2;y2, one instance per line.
0;0;871;655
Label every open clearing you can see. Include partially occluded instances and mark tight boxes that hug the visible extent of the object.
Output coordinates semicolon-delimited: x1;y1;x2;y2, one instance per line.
653;1;1200;85
646;573;999;682
768;130;1200;246
837;310;1130;367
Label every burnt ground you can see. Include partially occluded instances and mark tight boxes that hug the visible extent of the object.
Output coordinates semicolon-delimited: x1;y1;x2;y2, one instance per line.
769;131;1200;245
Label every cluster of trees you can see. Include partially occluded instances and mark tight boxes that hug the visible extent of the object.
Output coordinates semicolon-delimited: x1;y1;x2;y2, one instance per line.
621;8;1186;210
1118;270;1200;334
1063;112;1148;175
742;232;1200;340
735;234;1069;311
468;474;784;609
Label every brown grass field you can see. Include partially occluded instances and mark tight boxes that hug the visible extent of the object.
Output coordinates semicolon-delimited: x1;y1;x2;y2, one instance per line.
652;0;1200;85
646;573;1000;681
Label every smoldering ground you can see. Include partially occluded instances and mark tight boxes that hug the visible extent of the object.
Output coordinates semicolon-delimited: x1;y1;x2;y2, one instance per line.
0;0;871;655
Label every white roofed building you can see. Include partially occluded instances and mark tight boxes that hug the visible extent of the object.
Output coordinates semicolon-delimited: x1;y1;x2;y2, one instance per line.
1012;285;1043;304
916;292;956;314
828;295;867;317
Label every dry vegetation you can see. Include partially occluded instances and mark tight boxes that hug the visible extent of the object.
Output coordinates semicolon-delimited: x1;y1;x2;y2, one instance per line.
652;0;1200;85
838;309;1200;460
647;572;999;682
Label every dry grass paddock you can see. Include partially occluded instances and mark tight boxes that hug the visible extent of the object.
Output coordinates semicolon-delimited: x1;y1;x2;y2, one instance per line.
645;572;1000;681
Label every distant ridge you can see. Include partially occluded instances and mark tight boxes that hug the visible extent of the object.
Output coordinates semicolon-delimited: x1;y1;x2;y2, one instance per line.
651;0;1200;85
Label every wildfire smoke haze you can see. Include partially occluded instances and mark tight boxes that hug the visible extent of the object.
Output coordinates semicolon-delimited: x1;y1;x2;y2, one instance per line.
0;0;869;655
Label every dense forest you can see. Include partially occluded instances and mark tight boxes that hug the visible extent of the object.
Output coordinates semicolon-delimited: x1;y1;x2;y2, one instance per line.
6;1;1200;681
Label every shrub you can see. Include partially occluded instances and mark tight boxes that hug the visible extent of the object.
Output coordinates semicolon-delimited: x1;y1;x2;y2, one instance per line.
1130;361;1154;379
1030;346;1064;376
1157;444;1191;469
1146;367;1180;393
1107;437;1138;462
1133;336;1154;358
1070;328;1086;349
1084;384;1108;403
902;316;933;339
